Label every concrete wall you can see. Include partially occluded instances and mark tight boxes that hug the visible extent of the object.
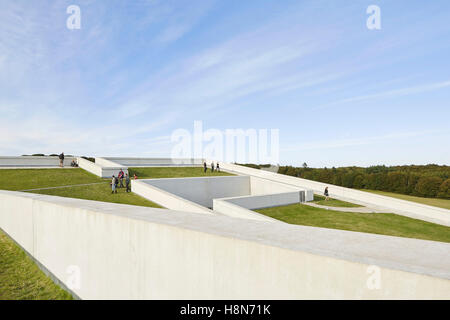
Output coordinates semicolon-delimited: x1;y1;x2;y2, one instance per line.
132;180;214;215
213;191;301;222
94;157;126;168
219;162;450;226
220;191;301;210
250;176;301;195
137;176;251;208
213;198;279;222
77;158;103;177
0;156;76;167
1;190;449;299
77;157;128;178
99;157;203;167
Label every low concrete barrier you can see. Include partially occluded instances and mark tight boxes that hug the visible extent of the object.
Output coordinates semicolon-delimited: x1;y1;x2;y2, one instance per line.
98;157;203;167
1;190;449;299
0;156;76;168
131;179;214;215
213;191;301;222
220;191;301;209
219;162;450;226
77;158;103;177
213;197;279;222
77;157;127;178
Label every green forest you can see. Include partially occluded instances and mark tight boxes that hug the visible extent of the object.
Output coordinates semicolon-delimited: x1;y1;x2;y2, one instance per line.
241;164;450;199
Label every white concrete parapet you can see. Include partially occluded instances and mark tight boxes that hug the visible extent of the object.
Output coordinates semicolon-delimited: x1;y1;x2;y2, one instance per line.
77;157;127;178
98;157;203;167
0;190;449;299
213;192;301;222
132;179;215;215
0;156;76;168
219;191;302;209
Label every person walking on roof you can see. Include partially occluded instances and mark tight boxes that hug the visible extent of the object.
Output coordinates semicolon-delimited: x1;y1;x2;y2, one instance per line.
125;173;131;193
111;175;117;194
324;187;329;201
59;152;64;167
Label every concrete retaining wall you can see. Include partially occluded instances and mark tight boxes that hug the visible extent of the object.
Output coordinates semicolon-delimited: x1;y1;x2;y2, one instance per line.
137;176;250;208
213;191;301;222
77;157;128;178
131;180;214;214
219;162;450;226
94;157;126;168
221;191;301;209
0;156;76;168
1;190;449;299
213;198;279;222
250;176;300;195
77;158;103;177
99;157;203;167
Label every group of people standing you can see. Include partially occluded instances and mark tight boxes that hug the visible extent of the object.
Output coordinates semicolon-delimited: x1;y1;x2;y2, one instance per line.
203;161;220;173
111;169;137;194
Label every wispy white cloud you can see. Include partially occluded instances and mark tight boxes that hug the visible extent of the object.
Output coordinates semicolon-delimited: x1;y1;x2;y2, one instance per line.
113;19;342;120
281;130;443;152
316;80;450;110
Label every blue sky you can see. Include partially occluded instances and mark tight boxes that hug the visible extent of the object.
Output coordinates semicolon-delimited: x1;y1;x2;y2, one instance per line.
1;0;449;167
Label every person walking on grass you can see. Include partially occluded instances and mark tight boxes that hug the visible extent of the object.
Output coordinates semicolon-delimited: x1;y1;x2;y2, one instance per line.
118;169;124;188
111;175;117;194
216;162;220;172
324;187;329;201
211;161;214;173
125;173;131;193
59;152;64;167
203;162;207;173
114;174;119;191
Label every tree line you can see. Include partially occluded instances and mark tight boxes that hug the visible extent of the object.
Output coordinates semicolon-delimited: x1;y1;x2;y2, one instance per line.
276;164;450;199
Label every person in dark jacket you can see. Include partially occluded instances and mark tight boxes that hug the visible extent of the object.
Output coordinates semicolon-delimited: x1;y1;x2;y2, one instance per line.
114;175;119;192
118;169;124;188
324;187;329;200
125;173;131;193
59;152;64;167
203;162;207;173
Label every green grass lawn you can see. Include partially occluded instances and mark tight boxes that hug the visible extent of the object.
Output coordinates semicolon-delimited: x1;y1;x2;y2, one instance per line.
28;182;162;208
313;194;362;207
0;168;161;208
128;166;232;179
26;167;233;208
0;168;103;191
362;189;450;210
0;229;72;300
257;204;450;243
